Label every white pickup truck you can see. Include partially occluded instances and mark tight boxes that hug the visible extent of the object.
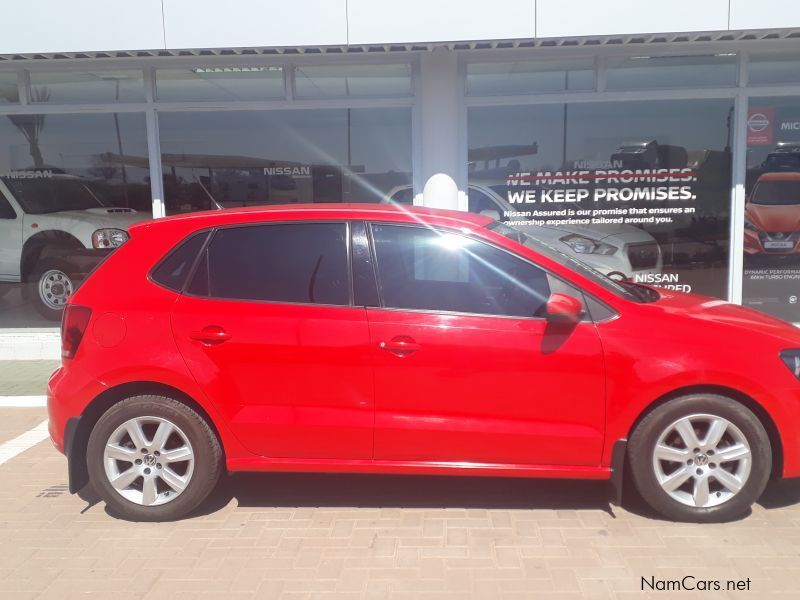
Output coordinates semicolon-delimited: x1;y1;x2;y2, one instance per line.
0;171;145;320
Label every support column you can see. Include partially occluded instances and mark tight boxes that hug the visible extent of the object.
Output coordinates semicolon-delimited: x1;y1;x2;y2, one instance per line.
417;47;465;211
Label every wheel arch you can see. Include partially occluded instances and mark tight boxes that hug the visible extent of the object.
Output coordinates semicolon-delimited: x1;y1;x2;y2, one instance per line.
21;230;84;281
67;381;225;493
628;384;783;478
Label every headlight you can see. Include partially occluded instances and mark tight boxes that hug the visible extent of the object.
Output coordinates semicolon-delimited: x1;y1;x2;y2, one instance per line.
92;228;129;249
560;234;617;256
744;218;760;232
780;350;800;379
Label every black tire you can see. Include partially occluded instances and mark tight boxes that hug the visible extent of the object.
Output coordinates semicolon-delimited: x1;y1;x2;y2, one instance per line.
87;395;223;521
628;394;771;523
29;258;77;321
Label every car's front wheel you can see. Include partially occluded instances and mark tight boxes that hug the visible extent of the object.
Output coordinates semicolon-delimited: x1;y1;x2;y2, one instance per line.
87;395;223;521
31;258;75;320
628;394;771;523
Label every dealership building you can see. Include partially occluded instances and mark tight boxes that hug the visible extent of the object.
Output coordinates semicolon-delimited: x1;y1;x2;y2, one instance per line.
1;0;800;357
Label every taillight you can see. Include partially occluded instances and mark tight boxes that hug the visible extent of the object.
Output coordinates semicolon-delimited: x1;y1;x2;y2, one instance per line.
61;305;92;360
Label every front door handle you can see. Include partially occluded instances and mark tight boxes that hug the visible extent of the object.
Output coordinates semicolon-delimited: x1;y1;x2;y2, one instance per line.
379;335;420;357
190;326;231;345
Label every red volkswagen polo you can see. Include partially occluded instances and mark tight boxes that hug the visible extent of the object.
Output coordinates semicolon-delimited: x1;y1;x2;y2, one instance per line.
48;205;800;522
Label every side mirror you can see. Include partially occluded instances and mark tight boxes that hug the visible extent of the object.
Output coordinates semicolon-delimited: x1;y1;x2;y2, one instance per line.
545;293;583;322
479;209;501;221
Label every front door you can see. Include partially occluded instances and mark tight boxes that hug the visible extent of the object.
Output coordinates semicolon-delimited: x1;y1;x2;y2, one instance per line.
366;223;606;467
0;182;21;279
171;221;374;459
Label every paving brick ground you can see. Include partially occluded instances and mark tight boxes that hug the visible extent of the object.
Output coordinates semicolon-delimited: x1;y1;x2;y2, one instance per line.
2;362;800;599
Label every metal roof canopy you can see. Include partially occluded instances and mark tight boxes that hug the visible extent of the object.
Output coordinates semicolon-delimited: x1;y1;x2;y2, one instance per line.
1;28;799;62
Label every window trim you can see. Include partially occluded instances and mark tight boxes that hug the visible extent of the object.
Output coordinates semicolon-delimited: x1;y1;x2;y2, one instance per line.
365;220;598;322
172;219;356;309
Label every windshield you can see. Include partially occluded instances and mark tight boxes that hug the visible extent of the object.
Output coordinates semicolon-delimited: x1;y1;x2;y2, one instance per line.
751;180;800;206
2;177;106;214
763;154;800;171
487;221;658;303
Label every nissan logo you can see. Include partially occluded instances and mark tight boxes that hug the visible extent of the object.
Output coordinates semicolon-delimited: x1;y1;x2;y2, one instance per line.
748;113;770;133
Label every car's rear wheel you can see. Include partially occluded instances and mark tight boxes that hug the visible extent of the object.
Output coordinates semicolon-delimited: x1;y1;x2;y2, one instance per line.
87;395;223;521
628;394;771;523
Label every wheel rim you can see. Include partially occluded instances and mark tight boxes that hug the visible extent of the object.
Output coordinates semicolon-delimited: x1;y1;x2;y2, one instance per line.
103;416;195;507
38;269;73;310
652;413;752;509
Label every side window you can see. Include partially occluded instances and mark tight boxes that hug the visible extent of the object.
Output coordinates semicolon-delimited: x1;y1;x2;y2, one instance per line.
0;190;16;219
151;231;209;292
370;224;551;318
192;222;350;305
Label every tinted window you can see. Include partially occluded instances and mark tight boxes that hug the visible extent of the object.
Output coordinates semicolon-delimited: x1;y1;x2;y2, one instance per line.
371;224;551;317
151;232;209;292
198;223;349;305
0;190;15;219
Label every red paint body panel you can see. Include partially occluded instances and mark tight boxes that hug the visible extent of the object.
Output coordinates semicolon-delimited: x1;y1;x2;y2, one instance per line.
170;297;374;459
45;204;800;482
367;309;605;465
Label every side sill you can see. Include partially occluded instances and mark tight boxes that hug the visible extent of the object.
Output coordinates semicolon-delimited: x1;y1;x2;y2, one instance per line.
226;457;611;480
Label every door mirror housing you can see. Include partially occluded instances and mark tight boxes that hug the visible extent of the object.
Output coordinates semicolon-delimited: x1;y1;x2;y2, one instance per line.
545;293;583;322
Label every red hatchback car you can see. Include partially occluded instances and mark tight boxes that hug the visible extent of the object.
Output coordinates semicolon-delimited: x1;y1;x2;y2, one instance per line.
48;204;800;522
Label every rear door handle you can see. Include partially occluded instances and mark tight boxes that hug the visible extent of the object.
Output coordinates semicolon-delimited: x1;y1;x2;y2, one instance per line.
379;335;420;357
190;326;231;345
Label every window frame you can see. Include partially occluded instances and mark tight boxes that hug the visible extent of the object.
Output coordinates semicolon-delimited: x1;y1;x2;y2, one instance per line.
172;220;356;309
365;220;592;322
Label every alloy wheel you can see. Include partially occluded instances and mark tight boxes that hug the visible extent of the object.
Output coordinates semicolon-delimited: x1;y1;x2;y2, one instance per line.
652;413;752;509
103;416;195;507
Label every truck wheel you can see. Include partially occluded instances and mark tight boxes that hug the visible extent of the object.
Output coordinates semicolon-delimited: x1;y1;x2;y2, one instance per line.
31;258;76;320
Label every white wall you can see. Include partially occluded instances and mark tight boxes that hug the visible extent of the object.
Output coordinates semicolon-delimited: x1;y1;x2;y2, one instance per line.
536;0;728;38
1;0;164;54
730;0;800;31
347;0;535;45
1;1;799;55
162;0;348;50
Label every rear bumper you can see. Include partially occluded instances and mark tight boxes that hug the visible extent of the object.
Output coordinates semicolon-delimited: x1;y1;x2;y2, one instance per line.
46;363;106;453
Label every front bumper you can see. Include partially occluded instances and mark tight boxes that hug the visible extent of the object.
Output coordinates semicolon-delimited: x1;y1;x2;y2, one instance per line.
744;229;800;255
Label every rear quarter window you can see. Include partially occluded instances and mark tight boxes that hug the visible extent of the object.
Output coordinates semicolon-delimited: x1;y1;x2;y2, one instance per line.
150;232;210;292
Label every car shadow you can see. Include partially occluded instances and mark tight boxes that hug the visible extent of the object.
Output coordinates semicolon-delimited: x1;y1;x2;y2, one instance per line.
80;472;798;522
189;472;633;519
757;478;800;510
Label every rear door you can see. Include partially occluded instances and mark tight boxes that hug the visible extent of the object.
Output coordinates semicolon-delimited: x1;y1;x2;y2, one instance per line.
170;221;374;459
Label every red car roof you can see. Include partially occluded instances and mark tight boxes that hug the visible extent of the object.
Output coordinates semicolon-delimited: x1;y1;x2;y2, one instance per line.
130;203;494;237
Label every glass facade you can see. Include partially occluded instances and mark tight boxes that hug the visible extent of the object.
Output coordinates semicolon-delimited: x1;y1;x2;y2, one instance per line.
0;49;799;331
742;96;800;320
157;108;412;214
468;100;734;299
28;70;146;103
155;67;285;102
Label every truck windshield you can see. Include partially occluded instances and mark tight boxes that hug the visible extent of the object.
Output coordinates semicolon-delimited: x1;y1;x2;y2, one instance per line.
2;177;106;214
486;221;658;303
751;180;800;206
